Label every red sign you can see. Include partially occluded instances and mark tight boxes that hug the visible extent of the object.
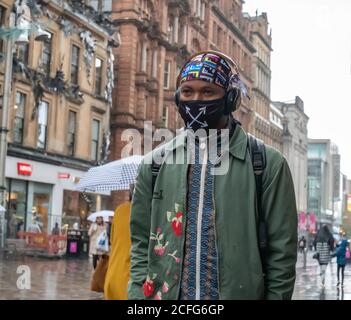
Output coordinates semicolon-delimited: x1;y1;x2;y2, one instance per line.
17;162;32;176
58;173;70;179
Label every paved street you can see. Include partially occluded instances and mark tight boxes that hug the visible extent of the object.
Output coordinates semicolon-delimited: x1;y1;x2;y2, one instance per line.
0;254;103;300
0;250;350;300
293;250;351;300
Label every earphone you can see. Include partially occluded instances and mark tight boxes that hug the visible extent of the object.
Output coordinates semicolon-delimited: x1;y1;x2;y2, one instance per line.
174;50;242;113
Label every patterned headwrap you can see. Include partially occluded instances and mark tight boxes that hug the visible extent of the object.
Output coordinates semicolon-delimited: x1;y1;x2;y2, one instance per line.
177;51;248;97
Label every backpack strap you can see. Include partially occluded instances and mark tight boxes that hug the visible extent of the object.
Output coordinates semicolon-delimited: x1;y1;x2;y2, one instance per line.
248;134;267;275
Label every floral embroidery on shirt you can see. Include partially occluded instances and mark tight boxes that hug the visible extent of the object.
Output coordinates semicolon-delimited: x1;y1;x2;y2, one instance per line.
150;228;169;256
154;291;162;300
168;250;181;263
162;281;169;293
143;274;157;297
167;203;183;237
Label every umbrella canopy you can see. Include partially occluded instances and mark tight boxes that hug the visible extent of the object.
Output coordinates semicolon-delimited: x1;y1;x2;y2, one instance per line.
87;210;114;222
75;155;143;192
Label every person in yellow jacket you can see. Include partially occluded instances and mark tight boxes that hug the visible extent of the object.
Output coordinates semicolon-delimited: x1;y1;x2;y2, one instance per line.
104;192;132;300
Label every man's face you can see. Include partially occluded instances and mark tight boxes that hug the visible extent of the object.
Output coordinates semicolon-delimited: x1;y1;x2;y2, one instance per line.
179;80;225;102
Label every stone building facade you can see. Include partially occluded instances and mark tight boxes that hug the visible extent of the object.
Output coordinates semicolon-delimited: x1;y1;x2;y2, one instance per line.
0;0;119;236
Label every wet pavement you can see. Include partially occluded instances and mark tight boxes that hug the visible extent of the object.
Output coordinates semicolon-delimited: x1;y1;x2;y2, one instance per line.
0;254;103;300
293;250;351;300
0;250;350;299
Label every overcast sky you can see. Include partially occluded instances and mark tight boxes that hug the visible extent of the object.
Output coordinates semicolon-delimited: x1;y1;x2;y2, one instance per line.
243;0;351;178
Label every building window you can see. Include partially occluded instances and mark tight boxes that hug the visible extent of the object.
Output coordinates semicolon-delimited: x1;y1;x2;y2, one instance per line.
71;45;80;85
67;111;76;156
0;6;6;53
89;0;112;12
16;43;29;65
201;1;205;20
164;61;170;89
212;22;217;44
37;101;48;149
180;24;187;45
192;38;201;53
152;49;158;78
95;57;103;95
140;42;147;72
31;182;53;234
194;0;202;17
6;179;28;239
217;26;222;47
167;18;174;44
162;105;169;128
40;32;52;74
13;92;26;144
91;119;100;161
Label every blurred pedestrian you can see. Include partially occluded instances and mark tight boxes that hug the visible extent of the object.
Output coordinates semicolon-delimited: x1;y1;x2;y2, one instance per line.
52;222;60;235
298;236;306;253
88;216;106;269
332;234;349;287
106;216;113;246
314;225;334;288
104;185;134;300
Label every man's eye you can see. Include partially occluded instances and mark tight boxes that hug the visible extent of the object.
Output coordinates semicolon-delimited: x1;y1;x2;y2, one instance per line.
182;89;191;95
203;90;213;95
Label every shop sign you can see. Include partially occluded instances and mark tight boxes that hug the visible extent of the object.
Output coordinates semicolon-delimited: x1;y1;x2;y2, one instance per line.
58;173;70;179
17;162;32;176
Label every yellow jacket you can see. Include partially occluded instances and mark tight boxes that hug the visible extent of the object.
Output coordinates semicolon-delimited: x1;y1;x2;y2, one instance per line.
104;202;131;300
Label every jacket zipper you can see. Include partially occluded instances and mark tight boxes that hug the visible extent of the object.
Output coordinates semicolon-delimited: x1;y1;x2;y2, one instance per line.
195;139;208;300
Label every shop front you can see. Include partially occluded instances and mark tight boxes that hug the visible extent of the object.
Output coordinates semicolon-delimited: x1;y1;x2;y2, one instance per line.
4;156;110;240
6;178;53;237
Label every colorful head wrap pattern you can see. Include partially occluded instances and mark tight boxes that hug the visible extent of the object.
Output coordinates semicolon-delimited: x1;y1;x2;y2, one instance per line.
178;52;248;97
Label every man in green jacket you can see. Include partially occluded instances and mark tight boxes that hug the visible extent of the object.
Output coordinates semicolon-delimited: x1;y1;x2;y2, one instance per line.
129;50;297;300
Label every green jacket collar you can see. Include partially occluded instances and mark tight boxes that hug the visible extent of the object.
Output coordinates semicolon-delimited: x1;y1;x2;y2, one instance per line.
164;125;248;161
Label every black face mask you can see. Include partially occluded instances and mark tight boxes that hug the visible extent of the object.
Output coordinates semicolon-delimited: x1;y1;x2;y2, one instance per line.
178;97;226;131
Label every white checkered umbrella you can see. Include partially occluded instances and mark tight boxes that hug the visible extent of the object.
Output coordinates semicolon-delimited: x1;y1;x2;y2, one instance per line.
75;155;143;192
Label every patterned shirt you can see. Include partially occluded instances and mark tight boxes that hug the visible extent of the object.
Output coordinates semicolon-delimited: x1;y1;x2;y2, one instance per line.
180;118;236;300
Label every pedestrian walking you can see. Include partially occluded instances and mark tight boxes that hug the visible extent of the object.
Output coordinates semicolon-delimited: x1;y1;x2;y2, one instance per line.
332;234;349;287
129;50;298;300
104;185;134;300
314;225;334;288
52;222;60;235
88;216;106;269
298;236;306;253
